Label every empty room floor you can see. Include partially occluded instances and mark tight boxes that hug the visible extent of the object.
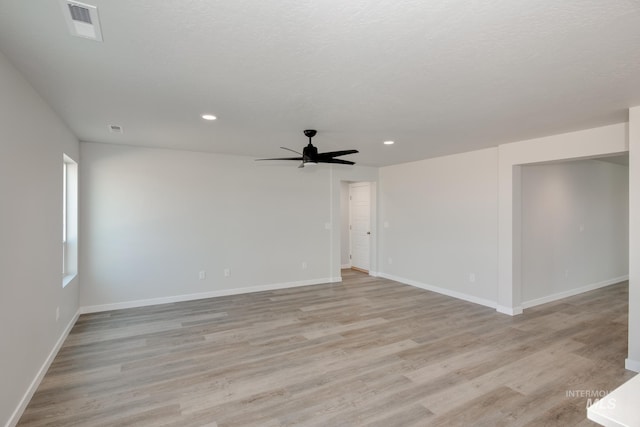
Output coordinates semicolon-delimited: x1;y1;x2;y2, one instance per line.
18;270;633;426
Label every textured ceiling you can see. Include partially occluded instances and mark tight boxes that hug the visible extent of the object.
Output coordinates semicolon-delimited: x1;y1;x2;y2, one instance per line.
1;0;639;166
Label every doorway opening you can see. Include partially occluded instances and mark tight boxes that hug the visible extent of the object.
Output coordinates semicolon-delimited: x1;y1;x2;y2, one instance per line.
518;154;629;309
340;181;374;276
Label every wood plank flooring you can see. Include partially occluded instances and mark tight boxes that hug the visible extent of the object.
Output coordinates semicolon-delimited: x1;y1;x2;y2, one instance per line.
18;270;634;426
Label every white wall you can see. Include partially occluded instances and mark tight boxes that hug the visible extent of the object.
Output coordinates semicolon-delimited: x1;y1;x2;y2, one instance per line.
340;181;350;267
0;51;80;426
79;142;378;309
378;148;499;307
521;160;629;305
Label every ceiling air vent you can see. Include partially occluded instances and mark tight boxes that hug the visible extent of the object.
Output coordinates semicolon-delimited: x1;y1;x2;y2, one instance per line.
68;5;92;24
109;125;123;133
60;0;103;41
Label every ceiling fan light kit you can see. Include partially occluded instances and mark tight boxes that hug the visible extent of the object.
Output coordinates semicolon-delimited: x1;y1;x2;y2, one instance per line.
257;130;358;168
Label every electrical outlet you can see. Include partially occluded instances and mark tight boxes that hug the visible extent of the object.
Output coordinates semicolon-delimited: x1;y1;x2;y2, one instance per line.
224;268;230;277
324;222;332;230
56;307;60;322
388;257;393;265
302;261;307;269
469;273;476;283
199;271;206;280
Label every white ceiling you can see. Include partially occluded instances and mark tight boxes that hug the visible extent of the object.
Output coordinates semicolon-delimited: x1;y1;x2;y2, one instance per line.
1;0;639;166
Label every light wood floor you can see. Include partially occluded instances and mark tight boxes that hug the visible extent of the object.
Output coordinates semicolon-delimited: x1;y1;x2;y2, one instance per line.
19;270;634;426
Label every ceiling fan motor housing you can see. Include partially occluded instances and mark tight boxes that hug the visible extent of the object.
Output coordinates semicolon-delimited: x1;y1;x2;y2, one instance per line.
302;129;318;163
303;142;318;163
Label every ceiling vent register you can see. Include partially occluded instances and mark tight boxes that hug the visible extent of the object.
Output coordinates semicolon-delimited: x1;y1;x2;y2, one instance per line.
60;0;103;41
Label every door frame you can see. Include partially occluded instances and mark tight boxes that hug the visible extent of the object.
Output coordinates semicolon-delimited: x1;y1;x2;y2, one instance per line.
349;182;371;273
337;179;377;278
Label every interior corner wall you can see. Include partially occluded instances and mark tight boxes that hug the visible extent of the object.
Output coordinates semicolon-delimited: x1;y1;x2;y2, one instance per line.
378;148;499;306
521;160;629;305
0;51;80;426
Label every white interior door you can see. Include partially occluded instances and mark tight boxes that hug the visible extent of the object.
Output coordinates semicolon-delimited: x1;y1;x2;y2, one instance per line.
350;182;371;272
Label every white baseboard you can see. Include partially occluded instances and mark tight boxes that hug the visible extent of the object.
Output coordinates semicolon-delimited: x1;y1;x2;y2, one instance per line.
625;358;640;373
79;277;337;314
521;275;629;309
378;273;497;310
369;271;379;277
341;264;351;269
496;305;524;316
6;310;79;427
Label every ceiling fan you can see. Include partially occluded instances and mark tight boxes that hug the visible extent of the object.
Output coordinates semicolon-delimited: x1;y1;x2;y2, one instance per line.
257;130;358;168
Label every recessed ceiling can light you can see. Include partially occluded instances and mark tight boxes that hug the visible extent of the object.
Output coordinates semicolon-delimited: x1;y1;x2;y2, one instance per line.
383;140;395;145
201;114;217;121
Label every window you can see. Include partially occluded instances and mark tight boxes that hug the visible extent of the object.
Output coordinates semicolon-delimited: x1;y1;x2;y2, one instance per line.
63;154;78;287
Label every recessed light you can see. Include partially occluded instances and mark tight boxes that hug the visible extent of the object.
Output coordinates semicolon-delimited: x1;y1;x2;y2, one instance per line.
201;114;217;121
383;140;395;145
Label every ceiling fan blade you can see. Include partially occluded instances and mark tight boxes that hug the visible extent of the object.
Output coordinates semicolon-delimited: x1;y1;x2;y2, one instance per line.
280;147;302;155
256;156;304;161
317;149;359;158
318;158;356;165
